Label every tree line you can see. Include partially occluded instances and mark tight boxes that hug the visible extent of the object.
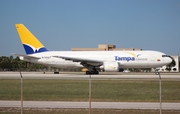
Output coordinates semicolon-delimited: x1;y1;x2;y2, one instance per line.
0;56;48;71
0;56;82;72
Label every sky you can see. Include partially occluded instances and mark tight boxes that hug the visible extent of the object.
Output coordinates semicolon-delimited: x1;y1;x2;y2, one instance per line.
0;0;180;56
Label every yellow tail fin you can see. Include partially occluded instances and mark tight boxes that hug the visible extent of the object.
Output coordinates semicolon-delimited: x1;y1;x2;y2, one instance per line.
15;24;49;54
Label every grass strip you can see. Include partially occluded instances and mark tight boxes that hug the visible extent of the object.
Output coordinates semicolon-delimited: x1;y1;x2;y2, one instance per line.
0;79;179;102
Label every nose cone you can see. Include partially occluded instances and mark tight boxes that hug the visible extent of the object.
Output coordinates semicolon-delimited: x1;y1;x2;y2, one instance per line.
165;57;172;64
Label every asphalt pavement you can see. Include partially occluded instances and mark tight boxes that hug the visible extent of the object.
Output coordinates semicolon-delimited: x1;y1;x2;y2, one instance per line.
0;101;180;110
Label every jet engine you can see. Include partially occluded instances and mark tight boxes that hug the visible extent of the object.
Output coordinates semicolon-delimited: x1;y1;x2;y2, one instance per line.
100;62;120;72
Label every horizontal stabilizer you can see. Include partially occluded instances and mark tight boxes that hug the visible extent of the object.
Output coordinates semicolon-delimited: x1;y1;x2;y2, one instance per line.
13;53;40;59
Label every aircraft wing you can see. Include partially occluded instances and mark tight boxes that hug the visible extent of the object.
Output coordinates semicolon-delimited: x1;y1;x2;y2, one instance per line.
13;54;40;60
54;56;103;67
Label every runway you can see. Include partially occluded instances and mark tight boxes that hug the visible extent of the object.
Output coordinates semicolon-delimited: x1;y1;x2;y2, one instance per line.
0;72;180;79
0;101;180;110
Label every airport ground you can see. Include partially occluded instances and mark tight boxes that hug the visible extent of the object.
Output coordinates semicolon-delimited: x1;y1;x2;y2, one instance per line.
1;71;180;79
0;108;180;114
0;72;180;113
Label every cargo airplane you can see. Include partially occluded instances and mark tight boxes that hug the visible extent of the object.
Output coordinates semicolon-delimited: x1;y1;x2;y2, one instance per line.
14;24;172;75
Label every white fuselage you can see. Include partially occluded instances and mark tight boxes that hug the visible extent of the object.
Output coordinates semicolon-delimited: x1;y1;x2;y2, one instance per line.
20;50;172;70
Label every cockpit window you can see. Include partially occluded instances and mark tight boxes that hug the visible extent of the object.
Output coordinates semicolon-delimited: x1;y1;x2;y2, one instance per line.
162;55;170;57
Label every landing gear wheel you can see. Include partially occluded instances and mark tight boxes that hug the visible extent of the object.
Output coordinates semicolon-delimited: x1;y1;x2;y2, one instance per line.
85;71;99;75
155;69;160;75
86;71;90;75
94;71;99;74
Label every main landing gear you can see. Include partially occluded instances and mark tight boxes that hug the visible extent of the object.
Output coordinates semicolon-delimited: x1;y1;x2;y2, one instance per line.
85;67;99;75
86;70;99;75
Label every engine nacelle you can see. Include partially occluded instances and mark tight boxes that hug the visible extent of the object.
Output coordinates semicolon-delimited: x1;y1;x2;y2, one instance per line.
101;62;120;72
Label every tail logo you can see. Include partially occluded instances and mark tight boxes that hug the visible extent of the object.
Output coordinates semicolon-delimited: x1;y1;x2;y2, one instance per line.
23;44;48;54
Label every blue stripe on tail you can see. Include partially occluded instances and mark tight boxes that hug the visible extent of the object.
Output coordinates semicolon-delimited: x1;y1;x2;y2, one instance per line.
23;44;49;54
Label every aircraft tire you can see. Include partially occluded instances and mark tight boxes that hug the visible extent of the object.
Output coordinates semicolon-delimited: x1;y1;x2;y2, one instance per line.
86;71;99;75
86;71;90;75
94;71;99;74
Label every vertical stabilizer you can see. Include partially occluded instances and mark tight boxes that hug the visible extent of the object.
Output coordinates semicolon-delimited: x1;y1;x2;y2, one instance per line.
15;24;49;54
